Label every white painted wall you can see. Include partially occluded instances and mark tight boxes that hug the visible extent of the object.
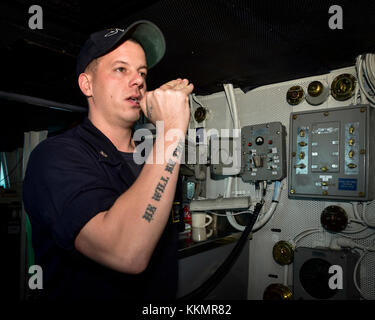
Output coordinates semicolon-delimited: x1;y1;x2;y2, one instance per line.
189;66;375;300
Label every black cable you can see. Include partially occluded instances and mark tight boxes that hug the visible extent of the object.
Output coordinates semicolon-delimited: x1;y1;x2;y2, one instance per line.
177;200;264;301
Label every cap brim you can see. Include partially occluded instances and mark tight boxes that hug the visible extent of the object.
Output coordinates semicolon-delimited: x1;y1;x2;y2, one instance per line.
122;20;166;69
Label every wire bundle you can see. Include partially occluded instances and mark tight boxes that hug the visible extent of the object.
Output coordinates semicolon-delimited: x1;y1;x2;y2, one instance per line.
355;53;375;106
290;201;375;300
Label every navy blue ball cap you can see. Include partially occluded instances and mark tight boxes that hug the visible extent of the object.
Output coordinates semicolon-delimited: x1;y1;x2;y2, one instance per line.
76;20;166;77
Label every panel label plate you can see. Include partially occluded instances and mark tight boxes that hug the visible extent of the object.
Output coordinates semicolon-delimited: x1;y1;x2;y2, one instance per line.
338;178;357;191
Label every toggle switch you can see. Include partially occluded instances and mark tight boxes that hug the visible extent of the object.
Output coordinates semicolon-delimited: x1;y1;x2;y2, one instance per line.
252;155;264;168
347;163;357;169
317;180;335;187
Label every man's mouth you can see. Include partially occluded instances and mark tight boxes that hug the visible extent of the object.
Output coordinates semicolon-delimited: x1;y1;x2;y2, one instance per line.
127;96;141;107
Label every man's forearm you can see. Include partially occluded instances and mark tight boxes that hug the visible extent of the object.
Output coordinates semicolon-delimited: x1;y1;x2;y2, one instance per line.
101;128;185;272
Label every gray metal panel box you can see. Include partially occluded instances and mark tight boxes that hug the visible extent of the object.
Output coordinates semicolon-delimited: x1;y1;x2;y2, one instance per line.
293;247;359;300
241;122;286;182
288;105;375;201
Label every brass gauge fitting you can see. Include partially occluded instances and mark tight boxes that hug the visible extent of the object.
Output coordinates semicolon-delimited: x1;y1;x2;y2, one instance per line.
331;73;356;101
286;85;305;105
308;81;323;97
194;106;207;123
272;241;294;265
320;205;348;232
306;80;329;105
263;283;293;300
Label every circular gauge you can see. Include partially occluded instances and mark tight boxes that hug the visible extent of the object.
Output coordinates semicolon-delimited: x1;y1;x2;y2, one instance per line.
308;81;324;97
306;80;329;105
255;136;264;145
331;74;356;101
286;85;305;105
321;205;348;232
263;283;293;300
272;241;294;265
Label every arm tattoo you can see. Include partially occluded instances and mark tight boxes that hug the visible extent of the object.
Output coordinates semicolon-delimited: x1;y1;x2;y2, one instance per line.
142;204;157;222
152;176;170;201
142;176;170;222
172;139;184;158
164;159;176;174
142;139;184;222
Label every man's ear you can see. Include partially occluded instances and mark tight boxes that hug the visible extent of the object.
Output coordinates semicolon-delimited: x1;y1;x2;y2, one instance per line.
78;73;93;97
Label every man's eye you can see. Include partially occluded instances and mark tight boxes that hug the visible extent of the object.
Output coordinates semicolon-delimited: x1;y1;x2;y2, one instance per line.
139;71;147;79
115;67;125;72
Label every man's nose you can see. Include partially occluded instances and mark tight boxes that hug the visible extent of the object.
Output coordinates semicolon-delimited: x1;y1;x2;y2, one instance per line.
130;71;145;89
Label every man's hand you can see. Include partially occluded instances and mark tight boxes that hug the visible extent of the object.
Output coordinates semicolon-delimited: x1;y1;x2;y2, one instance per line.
140;78;194;132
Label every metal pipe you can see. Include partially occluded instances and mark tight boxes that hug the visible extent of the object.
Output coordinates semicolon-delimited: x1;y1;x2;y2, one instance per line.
0;91;87;113
189;196;251;212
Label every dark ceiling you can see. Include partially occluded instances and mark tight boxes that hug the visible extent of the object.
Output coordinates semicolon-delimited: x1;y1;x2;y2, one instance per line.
1;0;375;150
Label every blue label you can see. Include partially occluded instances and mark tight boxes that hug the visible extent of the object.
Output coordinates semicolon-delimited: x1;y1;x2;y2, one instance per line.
338;178;357;191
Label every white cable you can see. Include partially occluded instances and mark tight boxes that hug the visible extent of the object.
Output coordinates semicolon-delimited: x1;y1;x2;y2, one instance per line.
223;83;243;231
342;219;368;234
191;93;206;109
351;202;361;220
356;54;375;105
362;202;375;228
334;237;375;300
283;265;288;286
252;180;283;231
206;210;252;217
339;230;375;240
349;218;366;225
350;201;375;229
336;238;375;251
228;84;240;129
354;76;360;105
364;54;375;93
226;180;284;232
223;84;236;128
291;228;321;247
188;94;195;124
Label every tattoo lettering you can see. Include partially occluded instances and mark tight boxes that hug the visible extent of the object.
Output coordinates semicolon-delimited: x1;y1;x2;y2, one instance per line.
143;140;184;222
142;204;157;223
152;176;170;201
164;159;176;174
172;139;184;158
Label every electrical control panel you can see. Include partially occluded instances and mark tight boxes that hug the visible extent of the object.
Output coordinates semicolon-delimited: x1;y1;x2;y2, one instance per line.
241;122;286;182
288;105;375;201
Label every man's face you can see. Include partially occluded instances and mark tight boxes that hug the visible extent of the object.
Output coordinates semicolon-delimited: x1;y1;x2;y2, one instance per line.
86;40;148;127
